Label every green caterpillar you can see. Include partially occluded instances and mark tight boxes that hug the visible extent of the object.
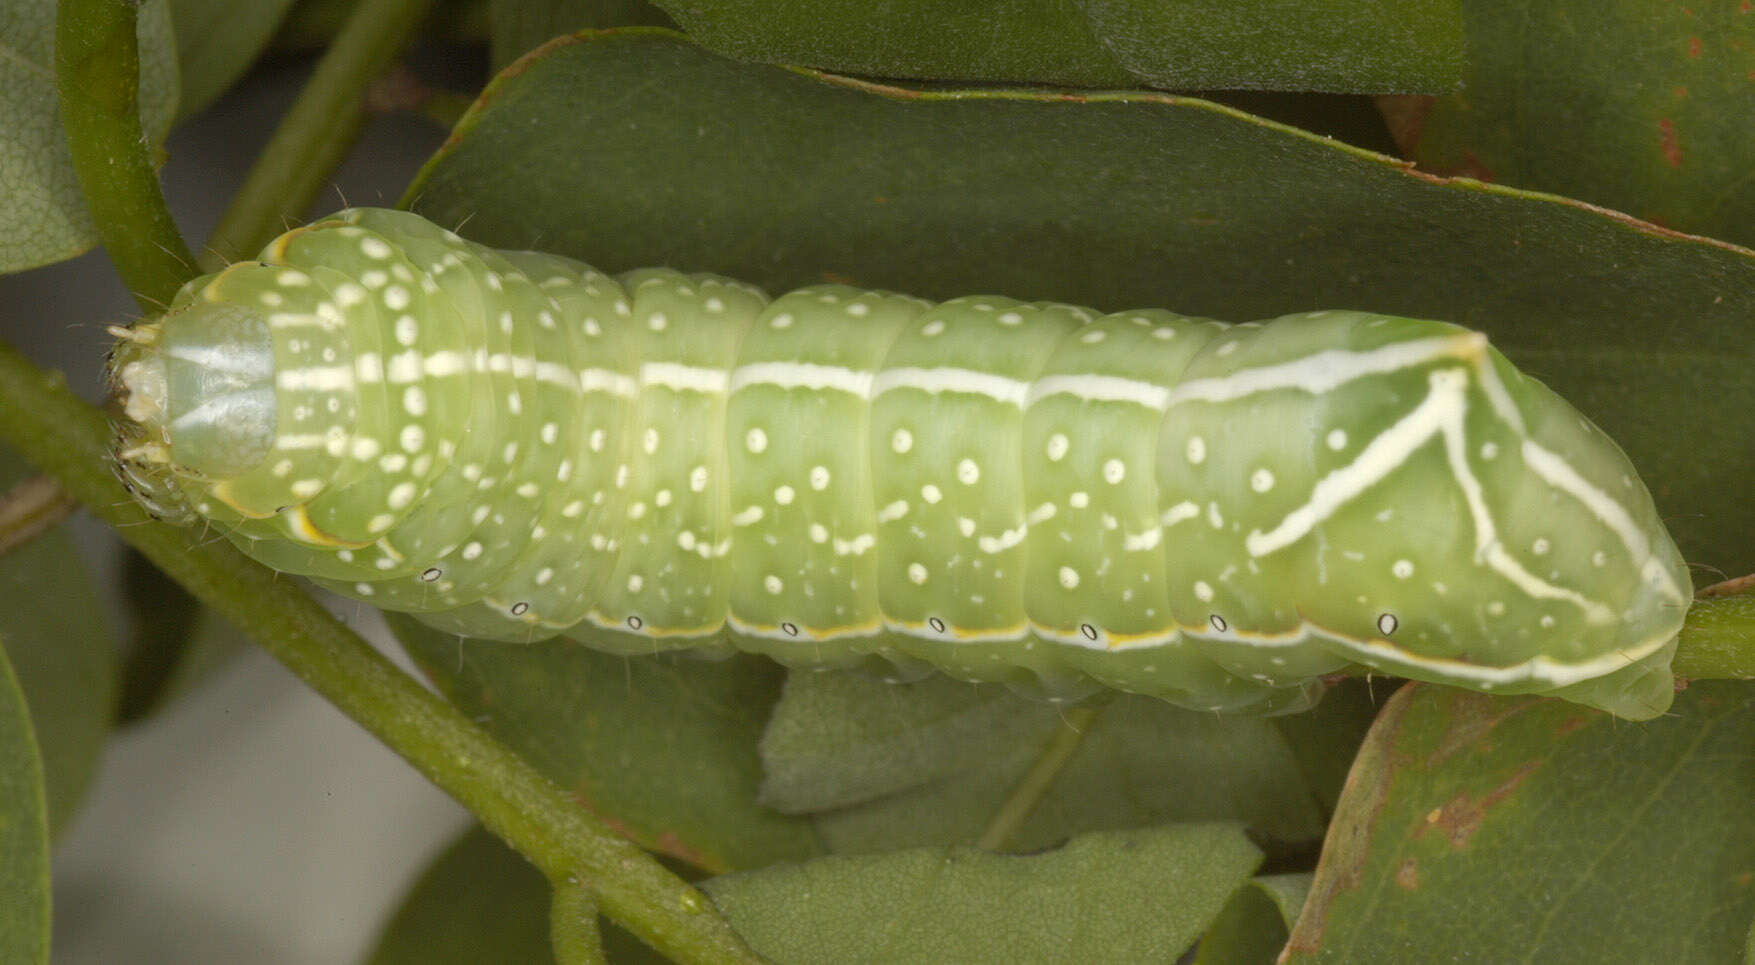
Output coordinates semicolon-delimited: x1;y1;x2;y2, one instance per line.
109;208;1691;719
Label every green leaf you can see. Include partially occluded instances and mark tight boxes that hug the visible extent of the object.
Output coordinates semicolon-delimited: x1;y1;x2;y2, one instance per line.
0;638;49;965
1284;682;1755;962
367;825;554;965
654;0;1465;93
704;824;1262;964
1382;0;1755;248
367;823;686;964
764;671;1325;854
1196;874;1311;965
165;0;299;118
488;0;672;72
0;446;116;838
390;614;824;872
405;30;1755;577
0;0;179;272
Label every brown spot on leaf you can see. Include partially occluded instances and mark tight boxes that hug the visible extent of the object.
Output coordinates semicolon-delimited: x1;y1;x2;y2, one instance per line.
1689;35;1703;57
1659;119;1683;168
1416;760;1542;848
1395;858;1420;889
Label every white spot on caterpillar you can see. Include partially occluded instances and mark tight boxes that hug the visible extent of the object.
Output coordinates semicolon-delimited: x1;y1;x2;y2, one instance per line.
399;424;426;452
922;320;946;336
677;530;697;550
892;428;913;453
958;517;976;537
359;237;392;259
291;479;322;499
1207;503;1225;528
1480;442;1499;460
1103;459;1126;484
732;505;764;526
775;485;795;505
588;429;605;452
689;465;709;492
1532;538;1550;555
1326;429;1348;450
540;422;559;445
1080;329;1106;344
627;574;644;593
1058;566;1080;589
998;311;1022;325
957;459;980;485
1027;502;1057;525
1591;550;1607;567
1162;502;1199;526
1250;468;1274;492
1046;433;1069;461
811;466;832;490
921;484;942;504
655;489;672;507
648;311;667;331
1393;559;1414;579
878;500;909;522
388;483;417;509
1186;436;1207;464
402;386;427;415
643;428;660;454
535;568;554;586
384;286;411;311
908;562;929;584
627;502;647;519
1487;601;1506;617
461;541;483;560
835;534;875;556
765;575;784;594
809;523;829;543
1069;491;1089;508
745;428;768;453
1194;581;1214;602
770;312;793;329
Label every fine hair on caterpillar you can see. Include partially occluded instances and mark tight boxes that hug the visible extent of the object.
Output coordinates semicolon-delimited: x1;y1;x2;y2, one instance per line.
108;208;1692;720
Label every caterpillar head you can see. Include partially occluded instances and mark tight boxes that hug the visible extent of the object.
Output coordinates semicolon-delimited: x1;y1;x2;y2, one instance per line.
108;297;278;524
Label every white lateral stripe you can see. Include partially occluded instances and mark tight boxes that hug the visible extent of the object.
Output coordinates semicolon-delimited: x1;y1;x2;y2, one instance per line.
1169;335;1483;405
579;368;637;397
730;361;874;397
1027;374;1171;411
1522;440;1686;603
276;366;354;391
422;351;467;377
535;361;579;390
641;361;729;393
1246;369;1460;557
872;367;1029;406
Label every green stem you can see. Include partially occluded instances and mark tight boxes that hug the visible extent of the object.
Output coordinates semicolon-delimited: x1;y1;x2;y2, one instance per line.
0;342;761;964
976;705;1102;852
202;0;436;269
1672;593;1755;681
551;878;608;965
55;0;199;311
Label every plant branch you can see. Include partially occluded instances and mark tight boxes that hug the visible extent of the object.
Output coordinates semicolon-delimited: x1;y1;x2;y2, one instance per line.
55;0;199;312
202;0;436;269
0;342;760;963
551;878;608;965
977;704;1102;852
